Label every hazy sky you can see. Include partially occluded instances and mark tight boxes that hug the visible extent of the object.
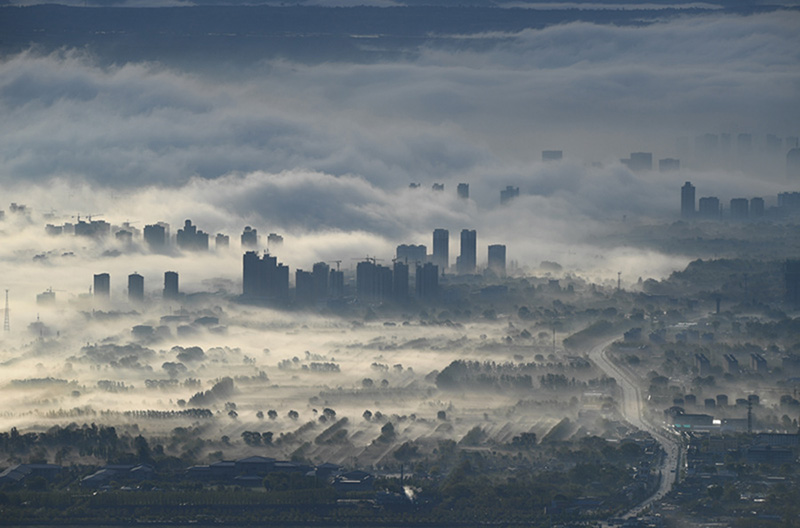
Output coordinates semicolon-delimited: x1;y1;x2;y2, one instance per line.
0;6;798;304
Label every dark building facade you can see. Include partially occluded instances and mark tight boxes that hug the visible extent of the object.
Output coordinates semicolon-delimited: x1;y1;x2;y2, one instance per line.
242;251;289;304
415;263;439;299
487;244;506;277
128;273;144;303
177;220;209;251
93;273;110;299
500;186;519;205
457;183;469;199
312;262;330;300
729;198;749;220
241;227;258;248
295;270;314;306
144;223;167;251
432;228;449;272
698;196;720;220
786;259;800;306
681;181;695;219
457;229;477;274
356;260;392;303
393;261;409;302
396;244;426;264
163;271;179;300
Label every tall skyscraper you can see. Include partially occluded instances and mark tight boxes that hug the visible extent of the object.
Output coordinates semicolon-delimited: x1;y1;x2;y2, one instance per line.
786;259;800;306
487;244;506;277
177;220;209;251
750;197;765;218
681;181;695;219
143;223;166;251
93;273;110;299
396;244;426;264
729;198;749;220
659;158;680;172
458;229;477;274
128;273;144;302
621;152;652;172
163;271;179;300
242;251;289;305
312;262;330;300
216;233;230;249
698;197;721;220
241;226;258;248
500;186;519;205
329;269;344;299
295;270;314;306
356;260;392;303
457;183;469;199
432;229;449;271
415;263;439;299
393;261;409;301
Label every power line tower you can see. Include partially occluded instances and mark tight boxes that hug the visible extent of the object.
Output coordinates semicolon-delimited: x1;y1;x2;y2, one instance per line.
3;289;9;332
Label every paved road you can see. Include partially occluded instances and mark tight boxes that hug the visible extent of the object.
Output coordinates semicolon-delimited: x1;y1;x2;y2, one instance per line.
588;338;681;518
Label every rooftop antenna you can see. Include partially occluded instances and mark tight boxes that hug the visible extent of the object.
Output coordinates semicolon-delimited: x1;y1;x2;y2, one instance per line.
3;289;9;332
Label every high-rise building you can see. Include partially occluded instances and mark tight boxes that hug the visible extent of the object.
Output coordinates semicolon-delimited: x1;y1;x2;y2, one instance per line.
457;183;469;199
698;197;720;220
432;183;444;192
143;224;167;251
329;269;344;299
128;273;144;302
356;260;392;303
786;259;800;306
242;251;289;304
729;198;749;220
163;271;179;300
177;220;209;251
312;262;330;300
487;244;506;277
393;261;409;301
681;181;695;219
458;229;477;274
621;152;652;172
542;150;563;162
396;244;426;264
215;233;230;249
415;263;439;299
659;158;680;172
295;270;314;306
93;273;110;298
500;186;519;205
432;229;449;271
750;197;765;218
241;226;258;248
267;233;283;248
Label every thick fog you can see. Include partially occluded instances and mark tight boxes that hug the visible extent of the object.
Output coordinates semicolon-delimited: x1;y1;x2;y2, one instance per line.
0;4;798;467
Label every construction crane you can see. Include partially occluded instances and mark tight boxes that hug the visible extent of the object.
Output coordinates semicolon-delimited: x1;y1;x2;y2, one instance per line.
72;213;104;223
352;256;384;264
328;260;342;271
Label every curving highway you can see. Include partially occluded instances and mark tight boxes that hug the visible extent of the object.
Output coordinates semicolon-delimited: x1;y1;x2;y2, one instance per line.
588;338;681;518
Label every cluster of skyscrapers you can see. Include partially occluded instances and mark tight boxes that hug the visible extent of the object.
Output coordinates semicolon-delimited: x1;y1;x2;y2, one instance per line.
240;228;508;307
87;271;180;303
680;182;800;221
